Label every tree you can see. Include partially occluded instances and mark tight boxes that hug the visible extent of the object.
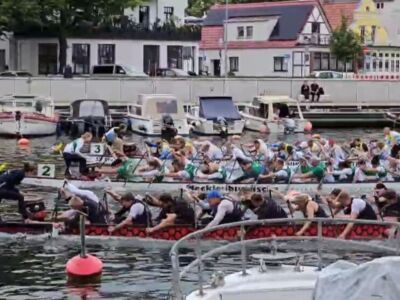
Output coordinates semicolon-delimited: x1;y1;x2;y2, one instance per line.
0;0;143;73
330;16;363;72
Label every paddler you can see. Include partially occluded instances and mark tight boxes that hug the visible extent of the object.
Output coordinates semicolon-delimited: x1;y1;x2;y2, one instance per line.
107;191;152;233
103;124;127;161
146;193;195;234
240;189;287;220
196;141;223;161
377;189;400;220
257;158;290;183
196;159;227;182
63;132;93;176
293;158;325;182
232;157;264;183
204;190;243;228
287;194;328;236
384;127;400;147
0;162;36;221
329;190;377;239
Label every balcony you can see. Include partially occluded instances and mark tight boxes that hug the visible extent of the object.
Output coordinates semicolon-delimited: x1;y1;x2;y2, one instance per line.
298;33;331;46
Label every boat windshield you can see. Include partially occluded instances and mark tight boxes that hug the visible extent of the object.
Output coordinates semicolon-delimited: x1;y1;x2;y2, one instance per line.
199;97;241;121
15;101;33;107
155;100;178;114
78;101;105;117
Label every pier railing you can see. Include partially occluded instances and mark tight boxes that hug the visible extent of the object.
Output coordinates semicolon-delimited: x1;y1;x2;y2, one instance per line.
169;218;400;299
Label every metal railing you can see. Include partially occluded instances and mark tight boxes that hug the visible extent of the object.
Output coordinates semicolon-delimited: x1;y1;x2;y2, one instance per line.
169;218;400;299
298;33;331;45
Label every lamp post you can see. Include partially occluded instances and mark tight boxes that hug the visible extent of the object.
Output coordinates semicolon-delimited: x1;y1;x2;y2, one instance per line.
223;0;228;95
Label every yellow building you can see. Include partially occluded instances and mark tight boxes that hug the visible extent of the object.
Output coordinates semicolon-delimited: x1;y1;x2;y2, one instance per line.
351;0;400;74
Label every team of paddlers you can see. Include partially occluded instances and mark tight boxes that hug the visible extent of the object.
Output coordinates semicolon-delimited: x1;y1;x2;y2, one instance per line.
1;126;400;239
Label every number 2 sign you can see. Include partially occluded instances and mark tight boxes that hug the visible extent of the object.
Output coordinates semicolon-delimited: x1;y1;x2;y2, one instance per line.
37;164;56;178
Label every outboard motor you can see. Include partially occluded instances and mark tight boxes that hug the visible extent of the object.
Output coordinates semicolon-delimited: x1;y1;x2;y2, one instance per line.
216;116;228;137
283;118;296;134
161;114;177;142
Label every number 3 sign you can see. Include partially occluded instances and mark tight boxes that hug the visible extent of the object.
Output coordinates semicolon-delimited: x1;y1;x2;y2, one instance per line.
37;164;56;178
90;143;105;155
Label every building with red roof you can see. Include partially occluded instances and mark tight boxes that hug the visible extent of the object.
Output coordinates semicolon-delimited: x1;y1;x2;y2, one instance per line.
199;0;340;77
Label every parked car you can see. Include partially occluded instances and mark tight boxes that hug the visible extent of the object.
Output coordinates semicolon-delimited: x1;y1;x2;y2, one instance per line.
0;70;32;77
310;71;343;79
92;64;148;77
155;68;193;77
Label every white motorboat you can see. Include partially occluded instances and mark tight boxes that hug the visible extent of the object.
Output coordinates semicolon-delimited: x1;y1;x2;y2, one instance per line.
0;94;59;137
239;95;311;133
127;94;190;137
187;96;245;136
170;218;400;300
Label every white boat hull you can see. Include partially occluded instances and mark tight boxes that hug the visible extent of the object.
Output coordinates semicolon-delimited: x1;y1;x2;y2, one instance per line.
188;117;245;136
22;177;398;195
0;117;57;136
129;116;190;136
242;113;308;133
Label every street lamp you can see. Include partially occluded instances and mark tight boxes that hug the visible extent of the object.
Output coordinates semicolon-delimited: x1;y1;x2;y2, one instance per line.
223;0;228;95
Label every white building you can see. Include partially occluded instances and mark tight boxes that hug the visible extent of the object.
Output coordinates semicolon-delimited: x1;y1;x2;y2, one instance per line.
11;37;199;76
200;0;333;77
125;0;188;28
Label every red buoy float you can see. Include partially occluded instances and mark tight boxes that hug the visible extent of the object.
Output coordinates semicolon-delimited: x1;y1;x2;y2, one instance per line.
66;213;103;283
17;138;30;146
66;254;103;278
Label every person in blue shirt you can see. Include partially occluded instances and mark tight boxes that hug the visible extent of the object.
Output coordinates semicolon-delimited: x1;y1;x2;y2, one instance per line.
0;162;36;221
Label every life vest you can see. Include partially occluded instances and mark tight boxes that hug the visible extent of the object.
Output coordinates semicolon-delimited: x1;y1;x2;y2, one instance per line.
251;161;263;175
344;199;377;220
184;163;198;181
211;198;243;224
256;199;287;220
130;199;152;227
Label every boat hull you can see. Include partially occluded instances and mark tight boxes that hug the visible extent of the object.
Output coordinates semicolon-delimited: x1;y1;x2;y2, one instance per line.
242;115;308;133
22;177;400;195
188;119;245;136
0;115;58;136
129;116;190;136
0;222;389;241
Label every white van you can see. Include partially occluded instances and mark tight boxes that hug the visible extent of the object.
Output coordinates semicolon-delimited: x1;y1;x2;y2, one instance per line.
92;64;148;77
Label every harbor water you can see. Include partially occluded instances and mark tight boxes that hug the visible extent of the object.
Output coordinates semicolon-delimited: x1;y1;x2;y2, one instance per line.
0;128;390;299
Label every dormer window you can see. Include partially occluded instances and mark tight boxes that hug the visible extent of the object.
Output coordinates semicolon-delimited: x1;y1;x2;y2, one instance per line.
237;26;245;39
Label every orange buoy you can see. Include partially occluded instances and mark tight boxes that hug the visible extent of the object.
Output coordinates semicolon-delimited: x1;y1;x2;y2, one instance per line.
66;254;103;278
304;121;313;132
17;138;30;146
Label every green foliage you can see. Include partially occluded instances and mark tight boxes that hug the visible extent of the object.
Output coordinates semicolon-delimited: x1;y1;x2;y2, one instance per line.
330;15;363;65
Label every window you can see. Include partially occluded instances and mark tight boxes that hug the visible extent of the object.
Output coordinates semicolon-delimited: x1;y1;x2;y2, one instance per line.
273;57;288;72
321;53;329;70
360;26;366;43
139;6;150;28
311;22;320;34
246;26;253;38
92;65;114;74
164;6;174;22
167;46;183;69
72;44;90;74
38;43;58;75
237;26;244;39
229;57;239;72
371;26;376;43
314;53;322;70
98;44;115;64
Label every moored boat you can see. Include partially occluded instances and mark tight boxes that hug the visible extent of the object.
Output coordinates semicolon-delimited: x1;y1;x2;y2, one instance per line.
0;94;58;137
239;95;311;133
187;96;245;136
66;99;112;138
126;94;190;137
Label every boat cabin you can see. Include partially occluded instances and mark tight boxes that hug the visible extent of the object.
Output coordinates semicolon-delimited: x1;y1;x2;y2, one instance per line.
0;94;55;116
128;94;186;120
247;95;304;121
197;96;242;122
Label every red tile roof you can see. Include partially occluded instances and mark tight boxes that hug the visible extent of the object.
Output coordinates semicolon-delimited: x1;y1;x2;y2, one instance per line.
322;2;359;29
200;26;224;49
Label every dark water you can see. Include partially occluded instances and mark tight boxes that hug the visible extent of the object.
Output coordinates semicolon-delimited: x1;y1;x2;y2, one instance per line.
0;128;392;299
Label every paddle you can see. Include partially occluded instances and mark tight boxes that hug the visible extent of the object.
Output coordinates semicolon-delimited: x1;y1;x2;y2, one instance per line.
102;192;111;224
52;180;68;222
123;145;149;187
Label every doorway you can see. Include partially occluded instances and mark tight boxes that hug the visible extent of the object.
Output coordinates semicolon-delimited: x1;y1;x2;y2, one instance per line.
212;59;221;76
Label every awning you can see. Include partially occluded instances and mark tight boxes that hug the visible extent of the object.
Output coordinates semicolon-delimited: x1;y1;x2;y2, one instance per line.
199;97;241;121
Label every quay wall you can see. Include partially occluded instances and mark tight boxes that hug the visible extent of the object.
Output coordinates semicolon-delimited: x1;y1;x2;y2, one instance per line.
0;77;399;105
